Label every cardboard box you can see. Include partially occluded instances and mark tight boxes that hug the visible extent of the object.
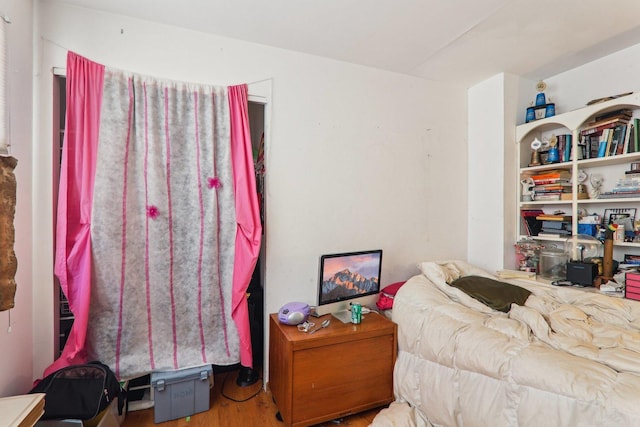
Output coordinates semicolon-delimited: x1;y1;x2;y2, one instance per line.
35;396;125;427
151;365;213;423
84;396;125;427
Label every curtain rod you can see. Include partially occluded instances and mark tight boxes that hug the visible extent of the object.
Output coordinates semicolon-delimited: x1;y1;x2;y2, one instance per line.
52;66;272;89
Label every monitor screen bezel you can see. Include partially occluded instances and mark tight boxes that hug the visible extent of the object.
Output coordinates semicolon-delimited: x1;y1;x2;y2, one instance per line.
317;249;383;307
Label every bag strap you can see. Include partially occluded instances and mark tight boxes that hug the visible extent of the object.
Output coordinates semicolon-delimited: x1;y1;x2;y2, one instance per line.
88;361;127;416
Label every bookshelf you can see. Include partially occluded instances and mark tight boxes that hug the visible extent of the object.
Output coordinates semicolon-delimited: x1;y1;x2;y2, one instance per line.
516;92;640;268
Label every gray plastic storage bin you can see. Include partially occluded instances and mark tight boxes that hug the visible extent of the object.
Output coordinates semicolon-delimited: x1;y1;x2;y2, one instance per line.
150;365;213;423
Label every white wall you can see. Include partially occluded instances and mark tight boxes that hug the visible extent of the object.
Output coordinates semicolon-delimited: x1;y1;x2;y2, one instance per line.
467;75;505;272
0;0;33;397
467;73;533;272
20;0;468;387
545;43;640;114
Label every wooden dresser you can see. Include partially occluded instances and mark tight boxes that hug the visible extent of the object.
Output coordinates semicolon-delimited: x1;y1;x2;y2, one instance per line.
268;311;397;427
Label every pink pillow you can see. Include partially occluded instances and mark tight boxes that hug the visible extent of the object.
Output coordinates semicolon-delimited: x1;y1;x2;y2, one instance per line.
376;281;406;310
382;281;406;296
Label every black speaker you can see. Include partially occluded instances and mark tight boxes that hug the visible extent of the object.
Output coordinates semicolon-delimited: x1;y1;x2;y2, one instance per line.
566;261;598;286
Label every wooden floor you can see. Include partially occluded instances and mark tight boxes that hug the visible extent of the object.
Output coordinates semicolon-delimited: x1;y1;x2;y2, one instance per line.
122;367;383;427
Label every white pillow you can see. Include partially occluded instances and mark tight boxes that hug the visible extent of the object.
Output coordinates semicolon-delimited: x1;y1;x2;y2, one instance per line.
417;259;492;283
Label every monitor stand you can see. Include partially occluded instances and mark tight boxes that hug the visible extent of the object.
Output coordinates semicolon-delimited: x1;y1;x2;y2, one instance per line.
331;310;352;324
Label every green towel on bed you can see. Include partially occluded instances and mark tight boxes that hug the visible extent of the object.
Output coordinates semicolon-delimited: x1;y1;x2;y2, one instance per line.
448;275;532;313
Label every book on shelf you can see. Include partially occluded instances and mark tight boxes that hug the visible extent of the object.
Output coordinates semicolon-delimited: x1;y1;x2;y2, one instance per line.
565;134;572;161
540;220;571;230
624;254;640;265
613;187;640;193
615;176;640;183
604;128;615;156
540;227;571;234
597;191;640;199
533;187;569;193
520;209;544;236
534;190;572;196
634;118;640;153
533;183;572;191
533;193;562;201
581;109;632;136
534;193;573;201
534;191;571;197
608;177;640;197
556;134;572;162
612;124;627;155
537;231;571;238
531;170;571;184
536;214;572;221
592;108;633;123
623;123;633;154
614;179;640;188
532;178;571;185
597;140;607;157
617;174;640;181
590;134;600;158
556;135;564;162
580;118;629;137
531;169;570;179
592;125;634;158
581;134;598;159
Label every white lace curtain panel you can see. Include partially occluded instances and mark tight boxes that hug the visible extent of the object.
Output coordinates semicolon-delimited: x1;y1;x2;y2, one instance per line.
88;70;239;378
48;52;260;380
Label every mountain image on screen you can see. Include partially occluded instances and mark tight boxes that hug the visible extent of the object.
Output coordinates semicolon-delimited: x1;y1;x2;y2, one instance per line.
322;269;379;300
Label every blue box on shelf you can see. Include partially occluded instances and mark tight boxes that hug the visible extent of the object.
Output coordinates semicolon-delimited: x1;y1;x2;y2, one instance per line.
577;224;597;237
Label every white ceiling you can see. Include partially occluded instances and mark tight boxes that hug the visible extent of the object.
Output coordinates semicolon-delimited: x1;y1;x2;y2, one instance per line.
53;0;640;88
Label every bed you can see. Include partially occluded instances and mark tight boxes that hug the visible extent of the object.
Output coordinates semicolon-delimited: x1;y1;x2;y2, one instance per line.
371;260;640;427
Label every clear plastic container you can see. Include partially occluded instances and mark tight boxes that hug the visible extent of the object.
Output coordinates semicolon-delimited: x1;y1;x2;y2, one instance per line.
538;245;567;280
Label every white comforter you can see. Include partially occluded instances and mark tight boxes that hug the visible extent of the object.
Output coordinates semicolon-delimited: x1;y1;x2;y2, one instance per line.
372;260;640;427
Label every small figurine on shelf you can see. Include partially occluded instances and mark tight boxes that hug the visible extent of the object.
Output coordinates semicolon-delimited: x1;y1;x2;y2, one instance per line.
535;81;547;107
547;134;560;163
589;173;604;199
520;177;535;201
529;138;542;166
545;100;556;118
576;170;589;199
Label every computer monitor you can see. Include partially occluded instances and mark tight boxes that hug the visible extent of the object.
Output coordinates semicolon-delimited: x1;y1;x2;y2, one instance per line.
314;249;383;317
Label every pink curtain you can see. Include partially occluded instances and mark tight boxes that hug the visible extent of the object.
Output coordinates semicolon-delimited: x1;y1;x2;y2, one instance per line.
46;52;104;377
44;52;261;379
229;85;262;368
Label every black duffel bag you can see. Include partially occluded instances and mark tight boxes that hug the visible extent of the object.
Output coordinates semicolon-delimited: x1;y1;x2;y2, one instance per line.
30;361;126;420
